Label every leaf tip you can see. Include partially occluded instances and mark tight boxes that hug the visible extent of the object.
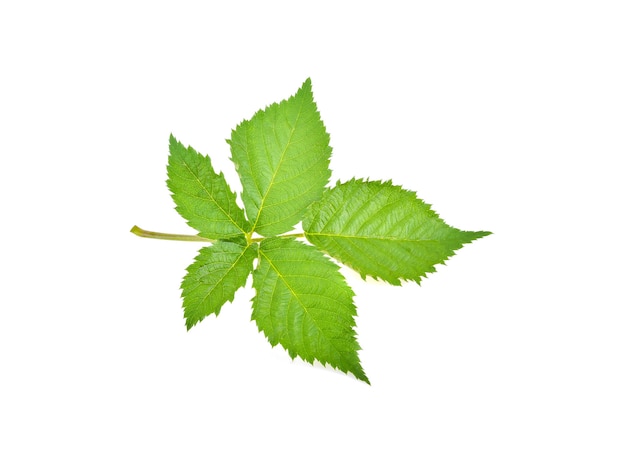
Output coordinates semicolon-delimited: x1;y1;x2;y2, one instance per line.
352;368;371;385
168;133;180;150
185;317;197;331
464;230;492;243
297;77;313;98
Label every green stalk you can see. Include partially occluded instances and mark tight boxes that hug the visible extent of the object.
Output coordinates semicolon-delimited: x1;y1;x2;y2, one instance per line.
130;225;305;243
130;225;213;242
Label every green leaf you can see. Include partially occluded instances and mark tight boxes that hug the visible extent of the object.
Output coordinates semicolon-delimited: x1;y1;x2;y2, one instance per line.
303;179;491;285
134;80;492;384
228;78;332;237
167;134;249;239
252;237;369;384
182;241;257;330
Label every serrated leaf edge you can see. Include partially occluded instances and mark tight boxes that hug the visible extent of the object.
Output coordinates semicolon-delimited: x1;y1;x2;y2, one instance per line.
182;241;256;330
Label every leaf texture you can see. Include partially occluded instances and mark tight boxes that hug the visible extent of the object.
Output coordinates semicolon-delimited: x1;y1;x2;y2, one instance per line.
303;179;491;285
252;238;369;383
182;241;257;330
167;135;249;239
228;78;332;237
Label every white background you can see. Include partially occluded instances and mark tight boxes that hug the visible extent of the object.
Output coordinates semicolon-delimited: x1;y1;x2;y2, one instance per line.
1;1;624;455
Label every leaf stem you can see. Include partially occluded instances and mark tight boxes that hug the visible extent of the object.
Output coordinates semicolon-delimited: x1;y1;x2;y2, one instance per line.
249;232;304;242
130;226;305;243
130;225;214;242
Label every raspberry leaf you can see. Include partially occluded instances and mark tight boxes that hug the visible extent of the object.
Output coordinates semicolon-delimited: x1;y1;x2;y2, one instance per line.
303;179;491;285
167;135;249;239
252;237;368;384
133;79;491;384
182;241;257;330
228;78;332;236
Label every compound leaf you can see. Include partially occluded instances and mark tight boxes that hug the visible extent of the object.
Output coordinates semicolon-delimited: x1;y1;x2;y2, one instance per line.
167;135;249;239
252;237;368;384
182;241;257;330
134;79;491;384
303;179;491;285
228;78;332;237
